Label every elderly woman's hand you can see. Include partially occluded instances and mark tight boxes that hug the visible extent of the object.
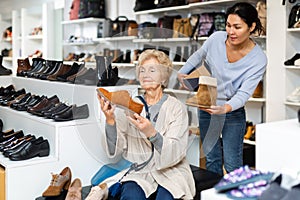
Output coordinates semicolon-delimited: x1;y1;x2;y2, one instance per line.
127;113;157;138
98;94;116;125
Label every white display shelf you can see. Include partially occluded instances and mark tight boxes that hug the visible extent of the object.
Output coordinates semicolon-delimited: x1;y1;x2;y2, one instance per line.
133;37;208;43
256;118;300;172
134;0;258;15
248;97;266;103
63;41;96;46
3;57;12;62
61;17;105;25
284;101;300;107
93;36;137;42
287;28;300;32
27;35;43;40
284;66;300;69
0;154;57;169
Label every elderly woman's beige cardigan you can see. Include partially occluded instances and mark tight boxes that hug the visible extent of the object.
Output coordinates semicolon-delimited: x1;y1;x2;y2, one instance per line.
102;95;196;200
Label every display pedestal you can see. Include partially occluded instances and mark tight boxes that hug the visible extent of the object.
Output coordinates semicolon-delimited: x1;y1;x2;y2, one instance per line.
256;118;300;172
201;188;230;200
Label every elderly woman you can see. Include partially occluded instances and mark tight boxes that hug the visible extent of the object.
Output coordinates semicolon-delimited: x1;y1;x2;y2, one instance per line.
97;49;195;200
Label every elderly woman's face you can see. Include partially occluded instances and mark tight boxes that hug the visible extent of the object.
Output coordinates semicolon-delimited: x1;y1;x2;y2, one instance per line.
139;57;163;89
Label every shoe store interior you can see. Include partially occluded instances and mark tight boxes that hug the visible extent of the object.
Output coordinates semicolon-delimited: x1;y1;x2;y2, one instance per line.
0;0;299;199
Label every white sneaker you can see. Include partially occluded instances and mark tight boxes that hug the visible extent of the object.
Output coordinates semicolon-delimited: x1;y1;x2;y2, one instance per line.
286;87;300;102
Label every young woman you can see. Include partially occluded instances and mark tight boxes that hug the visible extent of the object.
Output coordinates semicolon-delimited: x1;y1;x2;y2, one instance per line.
98;49;195;200
178;2;267;175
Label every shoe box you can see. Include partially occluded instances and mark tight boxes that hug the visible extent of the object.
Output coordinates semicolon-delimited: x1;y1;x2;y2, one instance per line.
0;166;5;200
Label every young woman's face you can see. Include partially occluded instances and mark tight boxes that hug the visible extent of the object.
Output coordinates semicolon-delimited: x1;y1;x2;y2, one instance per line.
226;14;253;45
138;57;163;89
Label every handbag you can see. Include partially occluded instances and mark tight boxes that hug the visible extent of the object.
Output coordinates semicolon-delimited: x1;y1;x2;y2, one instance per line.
133;0;156;12
172;18;192;38
109;96;154;198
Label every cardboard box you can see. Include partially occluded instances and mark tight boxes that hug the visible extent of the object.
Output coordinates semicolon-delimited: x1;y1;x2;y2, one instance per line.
0;166;5;200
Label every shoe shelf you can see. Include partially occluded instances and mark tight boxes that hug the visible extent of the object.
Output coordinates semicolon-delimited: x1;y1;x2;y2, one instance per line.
287;28;300;32
62;41;97;46
134;0;258;15
61;17;106;25
27;35;43;40
3;57;12;62
243;139;256;146
284;101;300;107
93;36;137;43
284;66;300;69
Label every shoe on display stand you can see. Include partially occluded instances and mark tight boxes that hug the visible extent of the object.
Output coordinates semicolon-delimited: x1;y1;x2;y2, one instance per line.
284;53;300;66
286;87;300;103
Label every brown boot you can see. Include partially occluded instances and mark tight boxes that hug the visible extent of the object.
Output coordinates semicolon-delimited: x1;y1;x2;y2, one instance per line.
17;57;31;76
252;81;263;98
42;167;72;197
97;87;144;114
186;76;217;108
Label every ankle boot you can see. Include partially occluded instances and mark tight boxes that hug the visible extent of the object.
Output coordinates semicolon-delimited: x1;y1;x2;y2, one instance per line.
0;55;12;76
186;76;217;108
182;46;189;62
252;81;263;98
124;49;131;63
17;57;31;76
173;46;182;62
42;167;72;197
95;56;119;86
97;87;144;114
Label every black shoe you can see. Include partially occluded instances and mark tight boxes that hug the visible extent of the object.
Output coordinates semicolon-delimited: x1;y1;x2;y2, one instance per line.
42;103;70;118
47;104;72;119
54;104;89;121
298;108;300;123
9;137;50;161
2;135;36;156
284;53;300;66
0;55;12;75
0;130;24;143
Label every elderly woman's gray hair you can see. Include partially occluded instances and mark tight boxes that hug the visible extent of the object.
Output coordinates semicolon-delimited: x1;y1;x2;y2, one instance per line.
136;49;173;88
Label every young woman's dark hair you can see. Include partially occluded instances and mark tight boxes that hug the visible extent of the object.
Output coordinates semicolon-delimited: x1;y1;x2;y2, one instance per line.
226;2;264;35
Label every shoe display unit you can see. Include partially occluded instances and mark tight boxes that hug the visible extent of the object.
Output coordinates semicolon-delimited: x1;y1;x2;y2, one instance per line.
11;2;55;75
0;75;143;200
0;20;12;73
284;2;300;119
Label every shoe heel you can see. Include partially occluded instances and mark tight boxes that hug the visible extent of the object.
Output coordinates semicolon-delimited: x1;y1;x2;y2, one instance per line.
64;179;71;190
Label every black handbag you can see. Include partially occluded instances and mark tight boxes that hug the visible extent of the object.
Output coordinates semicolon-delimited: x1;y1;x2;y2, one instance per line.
110;16;129;37
157;0;187;8
133;0;156;12
78;0;105;19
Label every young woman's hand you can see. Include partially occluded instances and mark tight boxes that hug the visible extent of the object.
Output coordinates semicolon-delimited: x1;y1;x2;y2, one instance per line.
97;94;116;125
127;113;156;138
202;104;232;115
177;73;189;90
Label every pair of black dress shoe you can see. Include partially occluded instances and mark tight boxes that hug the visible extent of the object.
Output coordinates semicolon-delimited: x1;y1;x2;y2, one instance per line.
47;104;89;122
7;136;49;161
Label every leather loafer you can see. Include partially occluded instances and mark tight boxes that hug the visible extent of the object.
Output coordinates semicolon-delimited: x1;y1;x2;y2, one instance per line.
54;104;89;122
9;136;50;161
